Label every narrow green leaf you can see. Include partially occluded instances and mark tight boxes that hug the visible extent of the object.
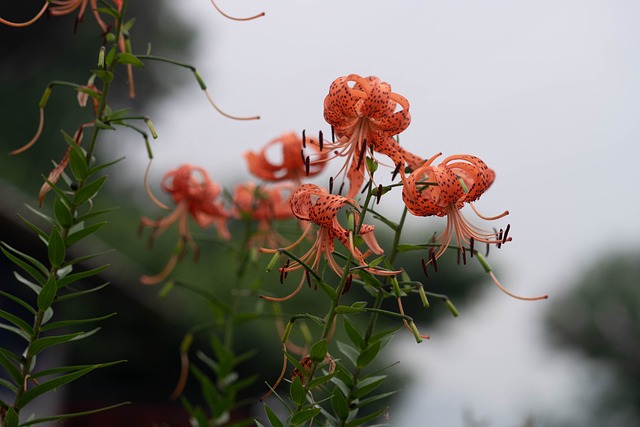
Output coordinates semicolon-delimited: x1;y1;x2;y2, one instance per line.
17;214;49;240
19;401;130;426
56;282;109;302
116;53;145;67
288;407;320;426
68;145;89;181
0;349;22;384
307;372;335;389
356;341;381;369
87;156;125;176
64;222;108;247
309;339;327;363
41;313;116;332
1;242;48;282
0;309;33;336
0;323;30;341
56;264;109;288
0;377;18;393
53;198;73;229
28;328;100;357
0;287;36;315
263;404;285;427
353;375;386;398
316;278;337;299
92;69;113;84
37;275;57;311
343;318;366;350
331;388;350;420
345;406;388;427
4;407;19;427
75;207;117;223
47;228;65;268
289;376;306;406
336;341;359;367
41;175;72;207
335;305;365;314
17;363;111;408
357;390;397;408
74;176;107;205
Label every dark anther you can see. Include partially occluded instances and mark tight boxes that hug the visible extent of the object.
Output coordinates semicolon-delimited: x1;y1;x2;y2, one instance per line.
497;228;503;249
391;162;402;181
331;126;335;143
421;258;429;278
338;181;345;196
469;237;474;258
430;251;438;273
485;242;490;257
302;129;306;148
305;269;312;288
305;156;310;176
376;184;383;204
318;130;323;151
457;248;460;265
502;224;511;244
356;139;367;169
461;247;467;265
279;259;290;284
342;274;353;295
329;176;334;194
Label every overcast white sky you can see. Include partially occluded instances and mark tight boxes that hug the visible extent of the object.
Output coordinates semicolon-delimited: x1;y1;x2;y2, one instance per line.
124;1;640;425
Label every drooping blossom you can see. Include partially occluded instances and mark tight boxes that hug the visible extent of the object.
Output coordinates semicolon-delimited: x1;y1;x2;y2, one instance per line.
231;182;295;248
139;164;231;285
402;153;547;301
401;152;504;259
260;183;398;301
244;132;327;185
320;74;423;198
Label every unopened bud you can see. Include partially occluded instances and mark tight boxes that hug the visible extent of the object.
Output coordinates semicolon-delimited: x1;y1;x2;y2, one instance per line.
144;117;158;139
445;299;459;317
98;46;106;68
419;286;430;308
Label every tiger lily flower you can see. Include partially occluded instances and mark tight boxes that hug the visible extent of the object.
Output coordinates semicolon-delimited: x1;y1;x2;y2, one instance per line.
321;74;422;198
402;153;547;301
232;182;295;248
139;164;231;285
401;153;504;259
261;184;398;301
244;132;327;184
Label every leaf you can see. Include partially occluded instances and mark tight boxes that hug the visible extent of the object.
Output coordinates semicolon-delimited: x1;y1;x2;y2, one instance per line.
19;402;130;426
0;377;18;393
356;341;381;369
56;282;109;302
288;407;321;425
56;264;109;288
47;228;65;268
307;372;335;389
335;305;365;314
17;214;49;240
37;275;57;311
309;339;327;363
0;308;33;336
343;318;366;350
331;388;350;420
345;406;388;427
115;53;145;67
353;375;386;398
356;390;397;409
263;404;285;427
17;362;114;408
4;407;19;427
0;348;22;385
64;222;108;247
336;341;359;367
53;198;73;229
289;376;306;406
10;272;42;298
1;243;47;284
68;144;89;181
40;313;116;332
74;176;107;205
28;328;100;357
0;323;30;341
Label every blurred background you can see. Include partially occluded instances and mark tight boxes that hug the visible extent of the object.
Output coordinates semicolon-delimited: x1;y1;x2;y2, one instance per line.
2;0;640;426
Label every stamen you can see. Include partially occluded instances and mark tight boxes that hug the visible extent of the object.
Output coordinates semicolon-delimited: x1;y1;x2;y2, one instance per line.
0;2;48;27
305;156;310;176
376;184;383;204
331;126;335;143
338;181;345;196
203;89;260;121
342;274;352;295
421;258;429;278
305;269;311;288
430;251;438;273
391;162;402;181
10;107;44;155
502;224;511;244
210;0;265;21
356;138;367;169
469;237;475;258
488;271;548;301
497;228;503;249
329;176;334;194
461;247;466;265
302;129;306;148
318;130;323;151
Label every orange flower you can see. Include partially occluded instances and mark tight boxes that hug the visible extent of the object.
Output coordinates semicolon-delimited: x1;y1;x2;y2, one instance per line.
261;184;397;301
232;182;295;248
321;74;422;198
401;153;505;260
139;164;231;285
244;132;327;184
